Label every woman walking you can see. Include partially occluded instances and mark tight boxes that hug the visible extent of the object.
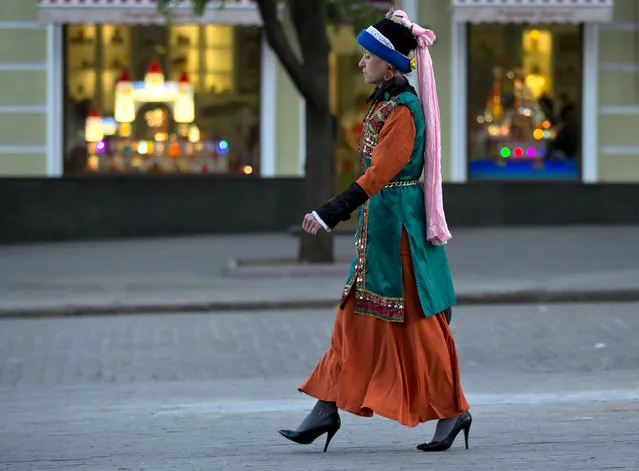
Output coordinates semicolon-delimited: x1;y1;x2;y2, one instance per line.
278;10;471;452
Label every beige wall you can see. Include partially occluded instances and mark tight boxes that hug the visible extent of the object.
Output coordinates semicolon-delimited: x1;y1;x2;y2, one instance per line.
273;10;303;176
0;0;40;21
597;0;639;182
0;0;49;176
8;1;634;182
418;0;453;182
275;61;303;176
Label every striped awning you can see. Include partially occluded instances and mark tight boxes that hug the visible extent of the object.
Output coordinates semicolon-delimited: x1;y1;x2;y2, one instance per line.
37;0;263;25
451;0;614;23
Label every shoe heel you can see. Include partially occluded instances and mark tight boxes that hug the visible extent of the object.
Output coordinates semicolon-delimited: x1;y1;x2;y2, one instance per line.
463;423;471;450
323;428;337;452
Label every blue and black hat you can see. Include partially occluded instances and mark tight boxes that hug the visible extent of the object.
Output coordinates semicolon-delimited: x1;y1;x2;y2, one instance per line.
357;17;418;74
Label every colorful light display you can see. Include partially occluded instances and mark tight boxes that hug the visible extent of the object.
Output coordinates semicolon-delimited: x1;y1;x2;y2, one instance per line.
500;146;546;159
174;71;195;124
114;69;135;123
85;106;104;143
217;140;229;154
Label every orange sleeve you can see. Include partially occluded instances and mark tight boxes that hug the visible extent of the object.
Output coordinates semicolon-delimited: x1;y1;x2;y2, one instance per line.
356;105;416;197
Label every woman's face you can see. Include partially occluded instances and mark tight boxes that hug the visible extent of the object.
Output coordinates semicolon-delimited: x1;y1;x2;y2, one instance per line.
359;50;390;85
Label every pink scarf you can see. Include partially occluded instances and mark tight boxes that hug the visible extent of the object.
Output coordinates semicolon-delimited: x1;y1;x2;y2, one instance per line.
392;10;451;245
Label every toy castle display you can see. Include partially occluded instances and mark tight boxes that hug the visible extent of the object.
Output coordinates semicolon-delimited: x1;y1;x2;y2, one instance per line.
83;59;240;174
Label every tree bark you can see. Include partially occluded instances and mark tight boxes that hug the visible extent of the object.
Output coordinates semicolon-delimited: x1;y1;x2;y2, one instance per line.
252;0;336;263
255;0;328;113
298;100;335;263
289;0;335;263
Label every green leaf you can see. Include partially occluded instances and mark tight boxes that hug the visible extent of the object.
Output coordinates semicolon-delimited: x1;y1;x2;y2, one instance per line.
323;0;392;36
157;0;226;19
191;0;210;16
162;0;390;43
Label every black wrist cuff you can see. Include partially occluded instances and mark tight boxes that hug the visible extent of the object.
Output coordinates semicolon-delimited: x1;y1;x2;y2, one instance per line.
315;182;369;230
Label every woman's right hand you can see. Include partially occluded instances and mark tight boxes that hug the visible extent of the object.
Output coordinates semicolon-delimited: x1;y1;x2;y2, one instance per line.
302;213;322;236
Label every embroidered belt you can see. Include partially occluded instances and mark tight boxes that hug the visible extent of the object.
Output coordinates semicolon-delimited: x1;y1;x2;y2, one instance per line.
384;179;421;189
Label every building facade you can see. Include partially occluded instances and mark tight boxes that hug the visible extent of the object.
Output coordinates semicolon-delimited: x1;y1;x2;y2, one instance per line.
441;0;639;184
1;0;636;181
0;0;638;242
1;0;268;177
281;0;639;185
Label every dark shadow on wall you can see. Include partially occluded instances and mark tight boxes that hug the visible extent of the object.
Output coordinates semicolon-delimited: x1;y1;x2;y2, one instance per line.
0;178;638;244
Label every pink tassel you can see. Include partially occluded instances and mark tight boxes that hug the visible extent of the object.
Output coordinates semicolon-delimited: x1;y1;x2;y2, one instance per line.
392;10;451;245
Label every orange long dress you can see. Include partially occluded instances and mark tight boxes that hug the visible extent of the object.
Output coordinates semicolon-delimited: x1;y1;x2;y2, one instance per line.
299;104;469;428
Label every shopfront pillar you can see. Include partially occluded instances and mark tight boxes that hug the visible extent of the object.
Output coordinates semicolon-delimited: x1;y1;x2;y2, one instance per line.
260;30;278;177
417;0;456;182
46;23;64;177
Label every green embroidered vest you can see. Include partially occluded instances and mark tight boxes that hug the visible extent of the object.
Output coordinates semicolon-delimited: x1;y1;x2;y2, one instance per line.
340;90;457;322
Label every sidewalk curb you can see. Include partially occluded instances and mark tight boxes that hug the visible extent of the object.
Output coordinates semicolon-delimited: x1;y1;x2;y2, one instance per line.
226;258;352;277
1;288;638;319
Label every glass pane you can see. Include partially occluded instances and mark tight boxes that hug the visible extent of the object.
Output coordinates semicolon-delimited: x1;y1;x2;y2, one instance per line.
63;24;260;176
204;26;234;94
101;25;131;113
204;73;233;94
66;25;97;101
205;49;233;74
169;24;200;85
467;24;582;180
205;25;233;48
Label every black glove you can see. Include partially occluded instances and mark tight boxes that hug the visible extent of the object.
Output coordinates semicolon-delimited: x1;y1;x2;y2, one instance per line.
315;182;369;230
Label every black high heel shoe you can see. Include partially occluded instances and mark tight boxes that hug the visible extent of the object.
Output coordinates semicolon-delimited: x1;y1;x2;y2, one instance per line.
278;400;341;452
416;411;472;452
279;414;341;452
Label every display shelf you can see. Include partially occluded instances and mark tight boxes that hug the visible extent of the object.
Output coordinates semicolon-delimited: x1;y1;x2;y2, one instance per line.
170;25;200;90
66;25;98;102
99;25;131;112
205;25;233;47
204;73;233;94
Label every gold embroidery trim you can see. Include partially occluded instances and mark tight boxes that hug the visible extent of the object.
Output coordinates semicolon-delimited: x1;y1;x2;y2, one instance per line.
341;96;408;322
384;180;420;189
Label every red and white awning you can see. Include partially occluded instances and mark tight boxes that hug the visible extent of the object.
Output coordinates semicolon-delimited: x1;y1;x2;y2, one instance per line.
37;0;263;25
451;0;614;23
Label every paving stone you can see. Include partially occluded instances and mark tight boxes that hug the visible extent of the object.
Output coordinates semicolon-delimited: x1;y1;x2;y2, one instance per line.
1;301;638;470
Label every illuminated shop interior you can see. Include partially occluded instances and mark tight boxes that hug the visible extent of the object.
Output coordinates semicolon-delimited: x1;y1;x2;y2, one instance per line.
65;24;261;175
467;24;582;180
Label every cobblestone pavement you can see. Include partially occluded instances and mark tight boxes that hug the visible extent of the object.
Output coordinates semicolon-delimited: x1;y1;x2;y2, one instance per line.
2;303;639;387
1;303;639;470
2;384;638;471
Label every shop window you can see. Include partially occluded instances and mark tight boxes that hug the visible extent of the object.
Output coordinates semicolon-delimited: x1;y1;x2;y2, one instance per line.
63;24;261;175
467;24;582;180
328;26;375;196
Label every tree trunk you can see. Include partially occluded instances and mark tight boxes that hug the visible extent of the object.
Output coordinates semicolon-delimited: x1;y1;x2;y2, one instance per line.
298;100;335;264
251;0;336;263
289;0;335;264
